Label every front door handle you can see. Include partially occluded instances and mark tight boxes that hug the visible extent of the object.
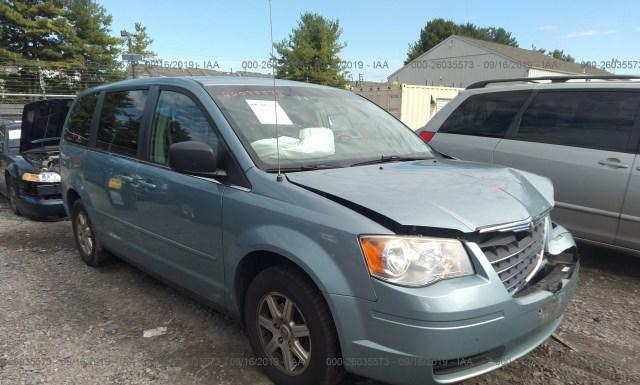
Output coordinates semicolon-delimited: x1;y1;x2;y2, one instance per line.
120;175;136;183
598;158;629;169
136;178;157;190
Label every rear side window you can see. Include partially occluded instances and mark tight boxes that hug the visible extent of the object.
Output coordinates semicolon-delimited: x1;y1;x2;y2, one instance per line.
64;94;97;146
517;91;640;152
149;90;219;165
439;91;530;138
97;90;148;156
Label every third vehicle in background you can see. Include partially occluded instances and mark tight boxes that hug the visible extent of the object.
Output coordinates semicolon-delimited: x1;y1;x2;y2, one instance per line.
0;99;71;220
419;76;640;255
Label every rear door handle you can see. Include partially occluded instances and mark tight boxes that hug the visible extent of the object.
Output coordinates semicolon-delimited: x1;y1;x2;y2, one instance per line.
598;158;629;169
120;175;136;183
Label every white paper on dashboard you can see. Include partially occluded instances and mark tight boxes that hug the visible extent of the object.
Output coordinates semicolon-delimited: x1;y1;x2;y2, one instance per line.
8;130;21;140
246;99;293;125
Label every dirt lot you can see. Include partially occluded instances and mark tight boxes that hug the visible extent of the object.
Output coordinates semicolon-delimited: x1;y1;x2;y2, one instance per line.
1;197;639;385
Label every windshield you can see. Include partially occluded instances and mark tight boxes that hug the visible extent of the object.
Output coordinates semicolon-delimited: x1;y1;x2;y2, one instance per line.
208;85;432;170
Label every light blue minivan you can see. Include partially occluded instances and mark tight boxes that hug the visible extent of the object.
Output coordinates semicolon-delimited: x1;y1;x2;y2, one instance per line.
60;77;579;385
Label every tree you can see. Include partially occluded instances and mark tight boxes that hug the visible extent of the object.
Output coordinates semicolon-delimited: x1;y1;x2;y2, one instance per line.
405;18;518;64
66;0;124;87
548;49;575;63
66;0;122;68
128;22;156;59
0;0;125;93
274;13;347;88
532;45;576;63
0;0;78;64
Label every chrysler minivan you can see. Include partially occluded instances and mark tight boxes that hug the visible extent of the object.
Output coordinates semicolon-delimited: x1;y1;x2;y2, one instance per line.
60;77;579;385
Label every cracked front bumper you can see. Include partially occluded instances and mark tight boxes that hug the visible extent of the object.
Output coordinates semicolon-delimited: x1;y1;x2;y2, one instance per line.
328;223;579;385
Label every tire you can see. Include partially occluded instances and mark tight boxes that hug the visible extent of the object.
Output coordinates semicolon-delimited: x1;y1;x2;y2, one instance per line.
6;178;21;216
244;265;345;385
71;199;115;267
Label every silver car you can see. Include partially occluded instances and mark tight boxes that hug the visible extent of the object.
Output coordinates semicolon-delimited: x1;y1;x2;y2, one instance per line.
420;76;640;255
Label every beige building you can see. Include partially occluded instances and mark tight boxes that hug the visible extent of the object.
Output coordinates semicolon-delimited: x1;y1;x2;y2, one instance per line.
352;83;461;130
388;35;609;88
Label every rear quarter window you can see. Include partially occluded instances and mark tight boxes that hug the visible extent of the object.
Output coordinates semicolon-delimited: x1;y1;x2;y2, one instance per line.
97;90;148;157
64;94;98;146
516;91;640;152
439;91;531;138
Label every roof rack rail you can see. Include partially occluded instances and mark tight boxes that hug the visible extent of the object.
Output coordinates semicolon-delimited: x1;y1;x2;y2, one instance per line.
466;75;640;89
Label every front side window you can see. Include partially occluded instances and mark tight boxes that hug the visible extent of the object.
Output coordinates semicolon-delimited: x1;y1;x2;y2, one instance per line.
439;91;531;138
517;91;640;152
97;90;148;157
208;85;431;170
64;94;98;146
149;91;219;165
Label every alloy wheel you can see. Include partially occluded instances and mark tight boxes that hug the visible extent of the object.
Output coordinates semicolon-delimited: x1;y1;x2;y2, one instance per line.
75;211;94;256
256;292;311;375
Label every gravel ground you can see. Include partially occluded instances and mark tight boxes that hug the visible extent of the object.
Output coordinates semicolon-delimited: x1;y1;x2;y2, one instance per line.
1;197;639;385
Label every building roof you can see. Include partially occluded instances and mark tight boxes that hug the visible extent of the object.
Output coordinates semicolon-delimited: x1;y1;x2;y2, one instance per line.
454;35;609;75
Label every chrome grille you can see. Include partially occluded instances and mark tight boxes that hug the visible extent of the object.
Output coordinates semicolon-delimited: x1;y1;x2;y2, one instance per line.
478;218;546;294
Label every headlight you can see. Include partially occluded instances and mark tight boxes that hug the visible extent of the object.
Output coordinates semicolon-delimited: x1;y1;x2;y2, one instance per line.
21;172;61;183
360;236;474;287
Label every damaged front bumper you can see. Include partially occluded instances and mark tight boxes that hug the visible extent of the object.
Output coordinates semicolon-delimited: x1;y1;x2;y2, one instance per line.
518;223;578;296
14;181;66;221
328;223;579;385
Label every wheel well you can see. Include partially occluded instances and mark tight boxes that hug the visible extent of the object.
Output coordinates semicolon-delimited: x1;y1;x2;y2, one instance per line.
66;189;81;209
235;251;321;325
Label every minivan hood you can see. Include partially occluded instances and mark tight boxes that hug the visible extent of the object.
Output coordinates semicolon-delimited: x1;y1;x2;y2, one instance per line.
286;159;554;233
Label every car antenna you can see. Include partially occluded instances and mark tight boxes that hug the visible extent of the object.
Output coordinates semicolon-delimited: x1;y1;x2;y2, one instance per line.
268;0;283;182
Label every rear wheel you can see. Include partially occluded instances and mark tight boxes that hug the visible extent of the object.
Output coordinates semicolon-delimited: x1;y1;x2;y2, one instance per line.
6;178;21;216
244;265;345;385
71;199;114;267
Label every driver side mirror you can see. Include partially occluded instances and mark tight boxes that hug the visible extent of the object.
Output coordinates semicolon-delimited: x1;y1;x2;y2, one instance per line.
168;141;226;178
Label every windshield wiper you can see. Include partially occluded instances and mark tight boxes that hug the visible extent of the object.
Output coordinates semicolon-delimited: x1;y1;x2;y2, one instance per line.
349;155;432;167
265;164;341;173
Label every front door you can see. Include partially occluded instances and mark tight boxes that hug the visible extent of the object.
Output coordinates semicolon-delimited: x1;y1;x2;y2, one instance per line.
133;89;225;304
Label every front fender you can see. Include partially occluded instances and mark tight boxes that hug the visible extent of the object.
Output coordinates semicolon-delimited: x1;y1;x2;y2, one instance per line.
5;155;37;180
224;222;377;317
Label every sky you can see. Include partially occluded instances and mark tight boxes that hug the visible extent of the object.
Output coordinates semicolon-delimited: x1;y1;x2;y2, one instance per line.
100;0;640;81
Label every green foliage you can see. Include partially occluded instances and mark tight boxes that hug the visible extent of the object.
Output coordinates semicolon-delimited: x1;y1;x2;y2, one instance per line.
0;0;78;64
405;18;518;64
274;12;348;88
66;0;122;68
532;45;576;63
0;0;125;93
547;49;575;63
128;22;156;59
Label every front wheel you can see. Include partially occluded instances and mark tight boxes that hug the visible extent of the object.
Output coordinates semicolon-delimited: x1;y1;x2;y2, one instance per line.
244;265;345;385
